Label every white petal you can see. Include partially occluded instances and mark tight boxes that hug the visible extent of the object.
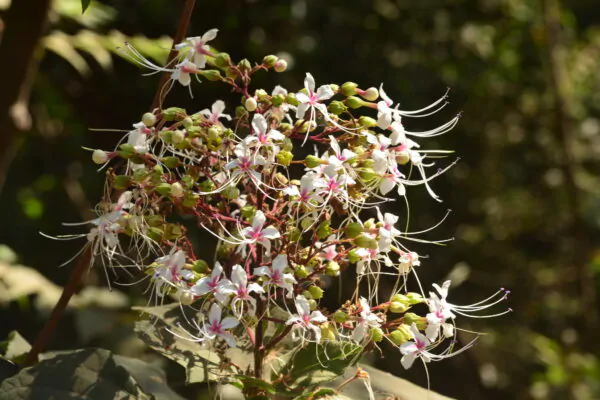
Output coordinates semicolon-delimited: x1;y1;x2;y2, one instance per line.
212;100;226;116
209;303;222;323
296;103;309;120
261;226;280;239
316;85;334;101
252;211;266;228
304;73;315;93
202;28;219;43
221;316;240;330
401;353;417;369
252;113;267;135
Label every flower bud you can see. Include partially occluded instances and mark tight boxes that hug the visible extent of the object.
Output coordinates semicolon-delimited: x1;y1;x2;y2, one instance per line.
178;290;195;305
132;168;149;183
363;218;375;229
182;117;194;129
348;249;361;263
274;59;288;72
199;180;216;192
346;96;364;109
276;150;293;166
161;156;180;169
263;55;278;68
333;310;348;323
389;324;413;345
201;69;222;81
361;87;379;101
235;106;247;118
325;261;340;276
328;101;347;115
113;175;131;190
358;116;377;128
359;168;378;182
308;299;318;311
214;52;231;68
294;264;308;279
271;94;285;107
285;92;299;106
308;285;324;300
391;293;409;303
223;185;240;199
321;324;336;342
341;82;358;97
92;149;108;164
192;260;209;273
226;67;240;79
301;290;313;300
316;220;332;240
245;97;258;112
238;58;252;72
170;182;184;198
241;205;256;220
404;312;427;330
396;150;410;165
354;235;378;249
155;182;172;196
171;129;185;144
389;301;409;314
305;155;323;168
370;326;384;343
344;222;364;239
162;107;187;121
142;112;157;127
407;292;425;304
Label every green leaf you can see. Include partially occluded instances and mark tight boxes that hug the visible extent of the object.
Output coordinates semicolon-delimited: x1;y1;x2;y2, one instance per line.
81;0;91;13
0;348;153;399
0;332;31;363
236;375;276;394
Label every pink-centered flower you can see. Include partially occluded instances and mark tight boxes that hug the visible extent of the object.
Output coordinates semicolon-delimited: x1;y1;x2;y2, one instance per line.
286;295;327;342
201;302;239;348
175;28;218;68
352;297;382;343
253;254;296;294
152;249;193;297
190;262;233;304
220;264;264;316
199;100;231;125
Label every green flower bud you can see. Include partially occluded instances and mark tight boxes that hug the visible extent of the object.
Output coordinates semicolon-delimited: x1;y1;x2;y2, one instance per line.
341;82;358;97
389;301;409;313
407;292;425;304
274;59;288;72
396;151;410;165
271;94;285;107
162;107;187;121
161;156;180;169
308;299;318;311
389;324;413;345
263;54;278;67
325;261;340;276
404;312;427;330
354;235;378;249
178;290;195;305
222;185;240;199
208;126;221;140
280;123;293;132
294;265;308;279
153;164;164;174
245;97;258;112
361;87;379;101
201;69;222;81
329;84;339;92
226;67;239;79
235;105;247;118
359;168;378;182
198;180;215;192
370;326;384;343
358;116;377;128
346;96;364;109
159;130;172;143
363;218;375;229
132;168;149;183
344;223;364;239
305;154;323;168
301;290;313;300
276;150;293;166
348;249;361;263
193;259;210;273
182;192;199;208
333;310;348;323
118;143;135;158
92;149;108;164
308;285;324;300
391;293;410;304
142;112;157;127
255;89;268;100
113;175;130;190
241;205;256;220
328;100;347;115
214;52;231;68
286;92;299;106
321;324;336;341
155;182;172;196
182;117;194;129
316;220;332;240
238;58;252;72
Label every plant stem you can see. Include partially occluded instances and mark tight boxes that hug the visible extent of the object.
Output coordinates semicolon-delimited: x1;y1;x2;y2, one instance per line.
24;0;197;366
150;0;197;111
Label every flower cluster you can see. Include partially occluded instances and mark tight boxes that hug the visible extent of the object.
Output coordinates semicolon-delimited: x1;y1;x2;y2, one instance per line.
48;28;510;390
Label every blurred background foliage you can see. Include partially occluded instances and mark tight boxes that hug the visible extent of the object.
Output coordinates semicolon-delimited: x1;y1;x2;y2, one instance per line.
1;0;600;398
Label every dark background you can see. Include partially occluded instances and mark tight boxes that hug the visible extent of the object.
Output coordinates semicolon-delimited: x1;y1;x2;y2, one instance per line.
1;0;600;398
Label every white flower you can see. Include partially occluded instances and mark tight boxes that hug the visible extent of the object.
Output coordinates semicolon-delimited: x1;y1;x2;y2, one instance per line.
296;73;334;144
399;324;432;369
201;302;239;348
377;84;394;129
225;143;267;183
398;251;420;273
152;249;193;297
253;254;296;294
245;113;285;147
286;295;327;342
316;235;338;262
171;60;197;87
175;29;218;68
220;264;264;316
352;297;382;343
190;262;233;304
199;100;231;124
127;122;151;153
239;211;280;253
284;172;323;207
328;135;356;168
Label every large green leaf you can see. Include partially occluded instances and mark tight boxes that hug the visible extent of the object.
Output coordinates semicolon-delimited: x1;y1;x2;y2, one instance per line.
0;348;154;400
81;0;91;13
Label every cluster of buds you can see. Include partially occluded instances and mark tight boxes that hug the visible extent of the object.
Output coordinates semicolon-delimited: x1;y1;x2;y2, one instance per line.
48;28;510;385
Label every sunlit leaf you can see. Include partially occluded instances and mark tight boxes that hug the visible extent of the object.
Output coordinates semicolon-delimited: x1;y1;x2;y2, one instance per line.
0;332;31;363
81;0;91;14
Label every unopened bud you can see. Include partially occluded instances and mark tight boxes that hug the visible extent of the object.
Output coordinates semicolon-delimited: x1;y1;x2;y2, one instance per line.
370;327;384;343
346;96;364;109
407;292;425;304
162;107;187;121
214;52;231;68
345;222;364;239
285;92;299;106
274;59;288;72
328;101;347;115
276;150;293;166
389;301;409;313
305;154;323;168
341;82;358;97
325;261;340;276
361;87;379;101
223;185;240;199
396;150;410;165
193;260;209;273
155;182;172;196
245;97;258;112
404;313;427;330
113;175;130;190
142;112;157;127
333;310;348;323
308;285;324;300
161;156;180;169
316;220;332;240
358;116;377;128
354;235;378;249
201;69;222;81
182;117;194;129
389;324;412;345
92;149;108;164
308;299;318;311
271;94;285;107
321;324;336;341
170;182;184;198
178;290;195;305
238;58;252;72
172;130;185;144
263;55;278;68
294;264;308;279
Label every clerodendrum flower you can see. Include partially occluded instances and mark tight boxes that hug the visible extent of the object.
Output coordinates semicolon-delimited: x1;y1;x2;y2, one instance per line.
201;303;239;348
352;297;382;343
286;295;327;342
220;264;264;316
151;249;193;297
175;29;219;68
190;262;232;304
253;254;296;295
239;211;280;254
